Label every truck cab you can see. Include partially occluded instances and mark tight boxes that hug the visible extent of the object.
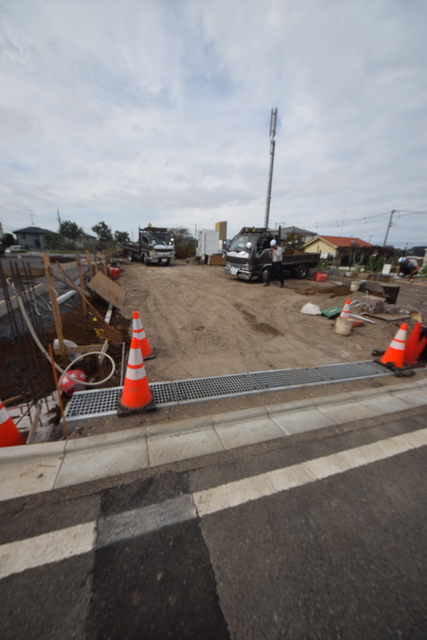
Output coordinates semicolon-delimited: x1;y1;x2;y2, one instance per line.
139;227;175;265
126;227;175;264
225;227;318;281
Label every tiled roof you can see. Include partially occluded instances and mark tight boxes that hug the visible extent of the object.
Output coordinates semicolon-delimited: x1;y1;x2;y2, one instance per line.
307;235;372;248
13;226;52;234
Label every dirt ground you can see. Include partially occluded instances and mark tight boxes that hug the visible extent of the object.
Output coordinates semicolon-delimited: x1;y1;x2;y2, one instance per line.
71;260;425;438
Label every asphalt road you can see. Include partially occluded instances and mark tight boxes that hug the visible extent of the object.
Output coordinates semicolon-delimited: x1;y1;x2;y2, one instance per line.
0;407;426;639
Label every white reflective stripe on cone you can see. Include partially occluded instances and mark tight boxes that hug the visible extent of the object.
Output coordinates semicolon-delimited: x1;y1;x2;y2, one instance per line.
133;318;143;332
125;365;146;381
128;348;143;366
0;404;10;423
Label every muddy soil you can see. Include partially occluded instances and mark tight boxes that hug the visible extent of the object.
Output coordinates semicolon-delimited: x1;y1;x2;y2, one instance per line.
70;260;423;438
119;261;400;379
0;299;130;403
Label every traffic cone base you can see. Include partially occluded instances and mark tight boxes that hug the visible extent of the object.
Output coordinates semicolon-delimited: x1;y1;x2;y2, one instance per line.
117;337;156;417
378;323;407;369
0;401;25;447
132;311;156;360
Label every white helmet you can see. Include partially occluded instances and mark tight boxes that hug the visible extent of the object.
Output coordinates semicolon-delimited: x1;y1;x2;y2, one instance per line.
270;239;277;247
398;257;405;263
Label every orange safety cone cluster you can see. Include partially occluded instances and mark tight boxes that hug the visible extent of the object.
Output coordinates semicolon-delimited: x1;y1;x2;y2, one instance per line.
132;311;156;360
404;321;427;365
339;299;352;319
0;400;26;447
117;337;156;416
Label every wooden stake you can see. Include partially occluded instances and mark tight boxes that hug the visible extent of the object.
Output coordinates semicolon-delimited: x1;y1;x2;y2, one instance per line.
48;343;69;439
85;250;92;279
54;261;122;345
76;252;87;314
42;253;67;364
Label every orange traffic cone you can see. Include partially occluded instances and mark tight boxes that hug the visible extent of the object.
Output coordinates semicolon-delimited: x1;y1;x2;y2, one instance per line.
404;322;427;365
0;400;25;447
379;323;408;369
117;338;156;415
132;311;156;360
340;299;351;319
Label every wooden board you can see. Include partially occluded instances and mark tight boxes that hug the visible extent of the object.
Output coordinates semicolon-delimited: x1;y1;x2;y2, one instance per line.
364;313;410;322
87;271;125;309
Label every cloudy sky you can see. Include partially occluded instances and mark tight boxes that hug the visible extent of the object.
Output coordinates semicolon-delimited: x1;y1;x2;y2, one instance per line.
1;0;426;248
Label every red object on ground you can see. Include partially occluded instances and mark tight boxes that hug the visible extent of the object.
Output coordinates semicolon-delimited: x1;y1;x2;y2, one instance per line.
109;267;121;280
315;272;328;282
0;400;25;447
59;369;88;397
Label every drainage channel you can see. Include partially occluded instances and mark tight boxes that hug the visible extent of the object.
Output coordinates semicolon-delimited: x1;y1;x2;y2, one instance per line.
65;360;392;421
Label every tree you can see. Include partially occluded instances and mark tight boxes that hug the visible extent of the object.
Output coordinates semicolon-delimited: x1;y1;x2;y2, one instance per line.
92;222;113;249
283;232;303;252
44;231;61;250
1;233;15;249
113;230;130;247
169;227;195;259
59;220;83;248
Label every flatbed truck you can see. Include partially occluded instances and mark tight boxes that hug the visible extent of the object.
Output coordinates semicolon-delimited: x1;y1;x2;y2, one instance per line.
224;227;318;282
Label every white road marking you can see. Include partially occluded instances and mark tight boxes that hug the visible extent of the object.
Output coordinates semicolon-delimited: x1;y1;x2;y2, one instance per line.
1;428;426;578
0;521;96;580
97;495;197;547
192;428;427;516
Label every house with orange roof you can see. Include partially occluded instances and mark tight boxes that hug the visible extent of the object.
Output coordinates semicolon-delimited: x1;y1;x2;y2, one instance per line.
302;235;373;265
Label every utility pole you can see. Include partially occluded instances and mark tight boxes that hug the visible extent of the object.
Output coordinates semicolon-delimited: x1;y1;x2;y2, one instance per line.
264;108;278;229
383;209;397;247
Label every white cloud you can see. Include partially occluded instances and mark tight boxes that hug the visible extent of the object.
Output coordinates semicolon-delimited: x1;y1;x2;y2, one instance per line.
0;0;426;247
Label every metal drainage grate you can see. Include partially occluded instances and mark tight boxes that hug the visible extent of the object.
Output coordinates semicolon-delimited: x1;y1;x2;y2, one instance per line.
65;360;392;421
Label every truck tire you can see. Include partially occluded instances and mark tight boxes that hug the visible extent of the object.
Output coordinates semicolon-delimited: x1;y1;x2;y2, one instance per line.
260;267;270;284
164;259;170;266
292;264;308;279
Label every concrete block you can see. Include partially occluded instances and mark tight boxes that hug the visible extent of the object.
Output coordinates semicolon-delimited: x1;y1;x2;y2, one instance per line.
391;390;427;408
359;395;412;414
318;401;377;423
55;429;148;488
215;417;284;450
148;428;224;467
272;408;335;435
266;399;314;415
0;442;66;500
213;406;269;426
147;415;214;437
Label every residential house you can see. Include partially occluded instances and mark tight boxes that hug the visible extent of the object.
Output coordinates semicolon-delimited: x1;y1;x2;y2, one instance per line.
75;232;97;250
13;226;52;250
303;235;373;265
279;226;316;245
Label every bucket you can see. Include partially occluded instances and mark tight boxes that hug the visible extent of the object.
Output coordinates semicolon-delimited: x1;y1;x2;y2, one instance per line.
350;281;359;292
335;317;352;336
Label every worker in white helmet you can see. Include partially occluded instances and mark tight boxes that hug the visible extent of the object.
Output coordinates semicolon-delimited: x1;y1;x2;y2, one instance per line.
264;239;285;287
398;256;420;280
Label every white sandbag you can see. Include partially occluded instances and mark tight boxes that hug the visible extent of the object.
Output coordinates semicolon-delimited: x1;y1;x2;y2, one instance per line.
300;303;322;315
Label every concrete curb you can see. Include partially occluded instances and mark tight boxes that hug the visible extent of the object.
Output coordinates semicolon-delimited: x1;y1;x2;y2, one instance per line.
0;379;426;502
